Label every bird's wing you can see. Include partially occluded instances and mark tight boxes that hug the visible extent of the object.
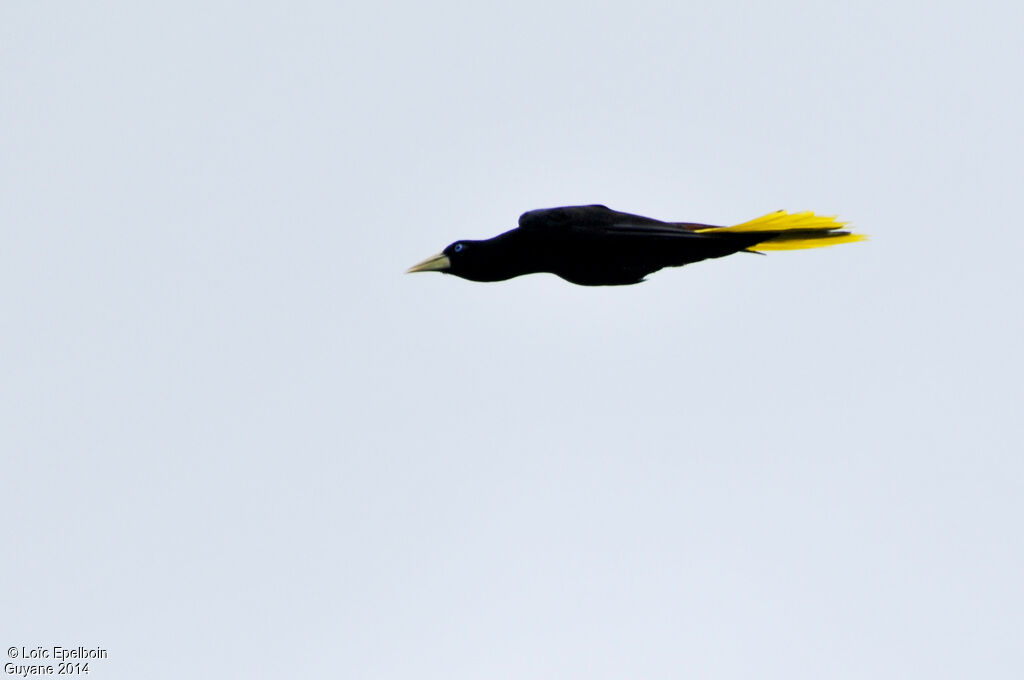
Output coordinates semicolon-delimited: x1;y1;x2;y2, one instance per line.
517;205;721;238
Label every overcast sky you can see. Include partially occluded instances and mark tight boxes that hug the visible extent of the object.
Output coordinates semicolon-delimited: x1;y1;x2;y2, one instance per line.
2;1;1022;678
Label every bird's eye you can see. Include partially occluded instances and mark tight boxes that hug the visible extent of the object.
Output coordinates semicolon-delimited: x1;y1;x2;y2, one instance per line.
453;243;464;253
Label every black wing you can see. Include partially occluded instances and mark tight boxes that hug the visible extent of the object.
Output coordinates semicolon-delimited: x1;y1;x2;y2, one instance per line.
517;205;721;237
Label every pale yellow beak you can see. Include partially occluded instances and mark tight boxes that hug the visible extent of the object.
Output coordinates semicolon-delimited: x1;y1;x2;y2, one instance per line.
406;252;451;273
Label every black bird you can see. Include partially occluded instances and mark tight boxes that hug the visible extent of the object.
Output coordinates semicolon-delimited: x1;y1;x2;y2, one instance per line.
407;205;865;286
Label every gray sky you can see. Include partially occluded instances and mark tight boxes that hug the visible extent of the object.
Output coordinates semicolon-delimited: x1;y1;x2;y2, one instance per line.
2;1;1022;678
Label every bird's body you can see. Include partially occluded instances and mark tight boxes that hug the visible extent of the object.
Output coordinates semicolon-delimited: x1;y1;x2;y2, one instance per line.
408;205;865;286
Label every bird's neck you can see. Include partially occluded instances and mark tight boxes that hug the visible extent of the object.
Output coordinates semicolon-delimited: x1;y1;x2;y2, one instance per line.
463;230;546;282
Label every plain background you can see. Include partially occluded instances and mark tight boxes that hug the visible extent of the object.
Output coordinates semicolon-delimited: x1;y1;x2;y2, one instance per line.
2;1;1022;678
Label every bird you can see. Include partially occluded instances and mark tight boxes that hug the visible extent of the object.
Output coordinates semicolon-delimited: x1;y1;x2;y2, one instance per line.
407;205;866;286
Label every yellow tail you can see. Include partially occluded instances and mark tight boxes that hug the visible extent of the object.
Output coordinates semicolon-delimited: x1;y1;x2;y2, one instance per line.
694;210;868;252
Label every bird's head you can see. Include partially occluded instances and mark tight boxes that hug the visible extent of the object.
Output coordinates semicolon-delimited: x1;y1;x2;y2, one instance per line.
407;239;494;281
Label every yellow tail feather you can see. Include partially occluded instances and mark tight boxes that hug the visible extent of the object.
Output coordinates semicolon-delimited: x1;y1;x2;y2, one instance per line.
695;210;867;252
747;232;868;251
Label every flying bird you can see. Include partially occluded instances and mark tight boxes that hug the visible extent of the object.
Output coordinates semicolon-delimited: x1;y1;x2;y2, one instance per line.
407;205;866;286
